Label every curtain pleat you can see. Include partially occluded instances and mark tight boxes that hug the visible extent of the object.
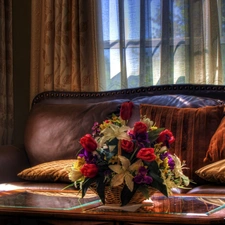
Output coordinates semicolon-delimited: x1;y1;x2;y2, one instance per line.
30;0;100;104
0;0;14;144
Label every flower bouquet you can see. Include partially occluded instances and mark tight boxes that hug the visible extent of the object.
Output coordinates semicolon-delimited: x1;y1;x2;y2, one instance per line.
67;101;190;206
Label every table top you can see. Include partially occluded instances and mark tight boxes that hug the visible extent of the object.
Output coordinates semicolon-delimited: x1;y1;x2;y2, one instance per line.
0;189;224;224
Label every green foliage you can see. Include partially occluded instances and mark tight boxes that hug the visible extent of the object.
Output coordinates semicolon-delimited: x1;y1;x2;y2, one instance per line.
148;128;165;143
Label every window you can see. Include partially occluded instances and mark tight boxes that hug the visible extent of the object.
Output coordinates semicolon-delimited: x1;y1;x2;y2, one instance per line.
101;0;225;90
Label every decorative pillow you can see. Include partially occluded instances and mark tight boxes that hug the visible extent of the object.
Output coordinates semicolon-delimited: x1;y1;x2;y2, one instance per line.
204;116;225;163
195;159;225;183
140;104;224;184
17;159;74;182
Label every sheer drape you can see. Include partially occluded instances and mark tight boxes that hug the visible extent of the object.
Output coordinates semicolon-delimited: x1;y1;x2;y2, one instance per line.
30;0;102;103
0;0;14;144
98;0;223;90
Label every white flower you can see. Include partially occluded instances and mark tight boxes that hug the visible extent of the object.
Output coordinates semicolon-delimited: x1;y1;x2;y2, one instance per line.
140;115;154;129
161;173;178;196
109;155;143;192
171;154;190;186
99;124;131;147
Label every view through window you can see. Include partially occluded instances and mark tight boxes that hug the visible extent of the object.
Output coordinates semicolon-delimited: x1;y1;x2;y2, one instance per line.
101;0;225;90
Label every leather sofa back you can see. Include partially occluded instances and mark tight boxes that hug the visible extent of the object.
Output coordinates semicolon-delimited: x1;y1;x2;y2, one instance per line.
24;86;224;167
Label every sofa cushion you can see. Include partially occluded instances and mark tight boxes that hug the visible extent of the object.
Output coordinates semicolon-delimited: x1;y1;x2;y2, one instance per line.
140;104;224;184
204;116;225;163
195;159;225;184
17;159;73;182
24;99;129;166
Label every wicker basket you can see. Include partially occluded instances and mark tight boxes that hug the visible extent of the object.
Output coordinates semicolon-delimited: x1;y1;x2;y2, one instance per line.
90;183;156;205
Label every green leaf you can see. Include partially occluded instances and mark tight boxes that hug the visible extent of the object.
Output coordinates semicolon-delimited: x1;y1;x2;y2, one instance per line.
149;172;168;197
95;177;106;204
81;177;95;198
121;184;138;206
82;176;107;204
147;161;168;197
108;138;119;147
148;128;165;142
137;185;152;199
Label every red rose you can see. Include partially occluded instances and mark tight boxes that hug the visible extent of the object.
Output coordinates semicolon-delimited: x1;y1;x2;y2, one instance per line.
136;148;156;162
133;121;147;135
80;134;97;152
80;163;98;178
157;129;175;146
121;139;134;153
120;101;134;120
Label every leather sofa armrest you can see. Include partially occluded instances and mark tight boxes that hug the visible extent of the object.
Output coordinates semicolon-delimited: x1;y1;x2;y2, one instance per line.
0;145;30;183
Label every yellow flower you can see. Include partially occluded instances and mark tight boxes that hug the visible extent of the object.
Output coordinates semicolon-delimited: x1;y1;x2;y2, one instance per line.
109;155;143;192
68;157;85;182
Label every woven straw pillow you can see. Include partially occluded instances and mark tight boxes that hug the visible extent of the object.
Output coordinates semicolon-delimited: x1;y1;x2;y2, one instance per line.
195;159;225;183
17;159;74;182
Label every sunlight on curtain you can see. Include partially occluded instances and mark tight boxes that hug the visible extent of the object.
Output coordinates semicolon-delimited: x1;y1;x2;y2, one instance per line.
30;0;101;103
0;0;14;144
98;0;224;91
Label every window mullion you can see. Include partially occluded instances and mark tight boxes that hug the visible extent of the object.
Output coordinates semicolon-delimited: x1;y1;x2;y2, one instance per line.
139;0;146;86
118;0;127;88
160;0;172;83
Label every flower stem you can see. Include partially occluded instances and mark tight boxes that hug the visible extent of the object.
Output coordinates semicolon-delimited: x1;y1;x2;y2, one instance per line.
130;143;139;162
117;140;121;164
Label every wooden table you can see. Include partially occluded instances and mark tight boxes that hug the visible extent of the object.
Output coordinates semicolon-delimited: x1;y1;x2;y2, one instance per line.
0;189;224;225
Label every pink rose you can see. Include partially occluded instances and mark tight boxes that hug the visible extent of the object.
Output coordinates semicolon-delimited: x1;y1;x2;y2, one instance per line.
80;164;98;178
157;129;175;146
137;148;156;162
133;121;148;135
120;101;134;120
80;134;97;152
121;139;134;153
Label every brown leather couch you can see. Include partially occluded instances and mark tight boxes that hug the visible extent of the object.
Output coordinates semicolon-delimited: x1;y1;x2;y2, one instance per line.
1;84;225;194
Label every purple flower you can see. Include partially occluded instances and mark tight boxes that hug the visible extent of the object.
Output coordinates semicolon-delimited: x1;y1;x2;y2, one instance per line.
160;152;169;160
92;122;101;136
135;132;149;144
168;155;175;170
133;166;153;185
128;130;149;147
78;149;97;163
138;166;148;175
160;152;175;170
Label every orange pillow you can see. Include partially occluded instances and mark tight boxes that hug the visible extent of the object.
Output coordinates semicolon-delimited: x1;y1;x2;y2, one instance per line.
140;104;224;184
17;159;74;182
204;116;225;163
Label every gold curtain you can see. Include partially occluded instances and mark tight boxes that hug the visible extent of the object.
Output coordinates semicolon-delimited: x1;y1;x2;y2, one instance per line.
0;0;14;145
30;0;102;103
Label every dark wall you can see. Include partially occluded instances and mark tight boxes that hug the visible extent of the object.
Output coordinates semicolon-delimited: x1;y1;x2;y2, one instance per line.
12;0;31;145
